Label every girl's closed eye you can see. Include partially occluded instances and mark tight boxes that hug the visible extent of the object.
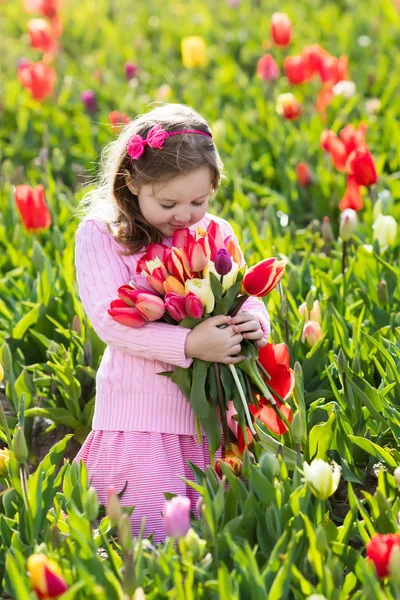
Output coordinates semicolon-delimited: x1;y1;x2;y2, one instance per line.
161;201;205;210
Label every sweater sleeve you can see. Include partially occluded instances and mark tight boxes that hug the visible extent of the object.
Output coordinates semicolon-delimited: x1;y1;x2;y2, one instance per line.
74;218;192;368
219;218;271;342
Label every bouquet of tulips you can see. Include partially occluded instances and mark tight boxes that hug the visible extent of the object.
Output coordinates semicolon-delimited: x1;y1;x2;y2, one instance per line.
108;220;290;462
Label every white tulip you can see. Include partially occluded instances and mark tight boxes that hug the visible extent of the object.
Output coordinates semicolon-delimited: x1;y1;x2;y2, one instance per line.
372;214;398;250
302;459;341;500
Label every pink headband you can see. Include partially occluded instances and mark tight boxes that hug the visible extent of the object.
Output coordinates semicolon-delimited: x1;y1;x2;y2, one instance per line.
126;124;212;161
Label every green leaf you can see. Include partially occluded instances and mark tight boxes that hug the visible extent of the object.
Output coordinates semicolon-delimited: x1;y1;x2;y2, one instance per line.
190;359;211;419
12;304;42;339
347;435;397;468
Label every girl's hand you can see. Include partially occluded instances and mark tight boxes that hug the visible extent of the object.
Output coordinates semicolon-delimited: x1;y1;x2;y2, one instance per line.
185;315;245;364
230;312;267;348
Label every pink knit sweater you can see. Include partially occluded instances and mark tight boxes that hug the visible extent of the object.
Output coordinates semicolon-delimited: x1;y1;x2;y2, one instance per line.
74;213;270;435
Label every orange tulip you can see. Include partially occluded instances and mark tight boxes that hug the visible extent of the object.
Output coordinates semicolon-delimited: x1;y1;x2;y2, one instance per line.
14;184;51;231
242;257;286;297
270;13;292;47
339;175;363;211
27;553;68;598
18;60;56;101
163;276;186;297
276;93;302;120
296;163;312;187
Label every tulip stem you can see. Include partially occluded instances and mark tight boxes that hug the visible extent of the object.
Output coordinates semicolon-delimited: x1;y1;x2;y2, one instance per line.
228;364;256;436
341;240;347;304
315;498;326;525
256;359;271;381
214;363;230;452
195;418;202;446
230;294;250;318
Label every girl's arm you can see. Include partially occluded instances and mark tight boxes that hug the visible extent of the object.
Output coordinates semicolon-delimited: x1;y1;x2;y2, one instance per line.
75;219;192;368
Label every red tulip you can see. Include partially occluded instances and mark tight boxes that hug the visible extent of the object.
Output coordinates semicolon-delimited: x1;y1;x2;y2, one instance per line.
108;299;146;328
256;54;280;81
320;131;347;171
270;13;292;47
28;18;58;53
165;293;187;321
147;267;168;295
301;44;330;77
284;56;309;84
339;175;363;211
347;146;378;186
185;292;204;318
172;228;194;249
296;163;312;187
207;220;225;252
276;93;302;120
109;111;130;134
18;60;56;101
251;401;293;435
24;0;60;19
367;533;400;578
237;424;253;455
214;451;242;477
27;553;68;599
340;123;367;155
14;184;51;231
242;257;286;297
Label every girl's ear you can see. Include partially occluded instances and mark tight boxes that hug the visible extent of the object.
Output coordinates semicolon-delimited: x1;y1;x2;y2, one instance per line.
123;169;139;195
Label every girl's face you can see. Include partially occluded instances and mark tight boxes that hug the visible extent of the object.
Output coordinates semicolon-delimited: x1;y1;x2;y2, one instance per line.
125;165;213;238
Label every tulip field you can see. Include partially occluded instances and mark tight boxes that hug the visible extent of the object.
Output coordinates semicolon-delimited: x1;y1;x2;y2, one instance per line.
1;0;400;598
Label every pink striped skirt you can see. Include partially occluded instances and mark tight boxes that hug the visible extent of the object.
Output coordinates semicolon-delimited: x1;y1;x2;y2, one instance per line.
74;430;224;543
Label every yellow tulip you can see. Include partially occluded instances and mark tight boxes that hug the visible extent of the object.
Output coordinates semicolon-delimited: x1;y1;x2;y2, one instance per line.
203;261;239;293
185;278;215;313
181;36;208;69
0;448;9;476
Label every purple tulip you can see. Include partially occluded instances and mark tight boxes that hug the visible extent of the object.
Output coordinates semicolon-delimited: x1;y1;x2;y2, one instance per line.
125;62;137;80
214;248;232;276
81;90;97;113
164;496;191;538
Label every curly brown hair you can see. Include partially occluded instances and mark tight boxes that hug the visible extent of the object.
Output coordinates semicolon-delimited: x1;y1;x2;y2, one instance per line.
79;104;225;254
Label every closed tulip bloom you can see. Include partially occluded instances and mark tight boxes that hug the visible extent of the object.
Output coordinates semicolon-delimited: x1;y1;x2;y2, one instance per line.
14;184;51;231
256;54;280;81
203;260;239;292
276;93;302;120
186;241;208;272
367;533;400;579
242;257;286;297
302;459;341;500
81;90;97;113
132;292;165;321
28;18;58;53
347;147;378;186
185;278;215;313
302;320;322;347
172;227;194;248
185;292;204;319
165;293;187;321
18;60;56;101
214;248;232;276
147;267;168;295
108;300;146;328
284;56;309;84
339;208;358;240
298;300;321;323
373;214;398;249
181;36;208;68
321;216;335;244
339;176;363;211
27;553;69;598
124;61;137;80
271;12;292;47
296;163;312;186
224;235;242;264
164;496;191;538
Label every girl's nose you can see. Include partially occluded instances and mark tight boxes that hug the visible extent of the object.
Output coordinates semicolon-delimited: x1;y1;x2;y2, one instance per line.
174;211;191;223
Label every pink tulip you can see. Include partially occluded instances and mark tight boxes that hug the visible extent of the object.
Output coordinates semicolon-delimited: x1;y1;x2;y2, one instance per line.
164;496;191;538
117;285;158;306
132;292;165;321
185;292;204;318
147;267;167;295
172;227;194;248
302;321;322;347
129;274;160;294
108;300;146;328
242;257;286;297
186;240;209;272
165;293;187;321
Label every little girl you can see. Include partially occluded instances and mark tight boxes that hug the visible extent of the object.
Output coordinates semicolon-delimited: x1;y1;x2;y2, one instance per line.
75;103;270;542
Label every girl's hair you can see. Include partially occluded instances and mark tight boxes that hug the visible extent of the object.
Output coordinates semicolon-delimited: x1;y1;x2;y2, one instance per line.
79;103;225;254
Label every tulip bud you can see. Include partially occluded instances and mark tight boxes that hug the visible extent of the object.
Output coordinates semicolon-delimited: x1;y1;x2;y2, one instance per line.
124;61;137;80
287;268;298;294
276;93;302;120
164;496;191;539
185;292;204;319
270;12;292;47
302;321;322;347
71;315;82;335
372;215;398;250
27;554;69;598
394;467;400;491
259;452;280;481
118;513;132;553
81;90;97;113
302;459;341;500
321;216;335;244
106;488;122;526
180;527;207;561
377;280;389;306
12;426;28;464
84;487;99;522
337;348;348;373
291;411;305;444
296;163;312;187
339;209;358;241
305;290;315;312
214;248;232;276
